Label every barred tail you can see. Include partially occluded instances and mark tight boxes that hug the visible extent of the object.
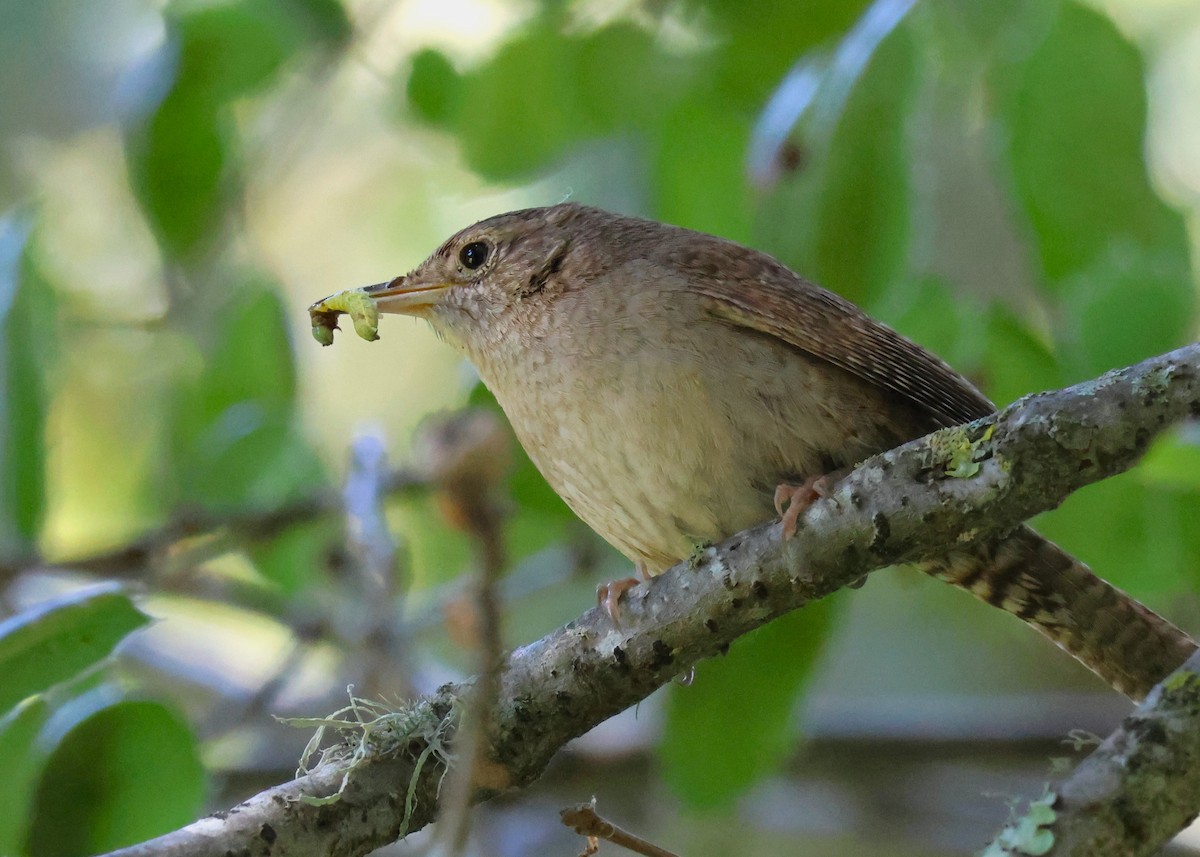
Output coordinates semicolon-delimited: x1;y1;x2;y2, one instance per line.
923;525;1196;701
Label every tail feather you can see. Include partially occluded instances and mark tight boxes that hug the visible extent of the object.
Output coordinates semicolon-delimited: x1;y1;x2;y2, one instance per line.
923;525;1196;701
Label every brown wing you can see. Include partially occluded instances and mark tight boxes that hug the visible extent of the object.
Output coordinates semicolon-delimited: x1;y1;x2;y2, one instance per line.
666;237;994;430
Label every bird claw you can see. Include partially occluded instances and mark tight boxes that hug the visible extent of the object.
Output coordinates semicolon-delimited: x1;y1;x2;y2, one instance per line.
596;562;652;625
597;578;640;625
774;475;835;540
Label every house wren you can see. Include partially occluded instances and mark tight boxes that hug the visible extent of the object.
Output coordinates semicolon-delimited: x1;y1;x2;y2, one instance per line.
313;203;1195;700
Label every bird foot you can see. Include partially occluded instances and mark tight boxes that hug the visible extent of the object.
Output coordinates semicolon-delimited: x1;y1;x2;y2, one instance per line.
774;475;835;540
597;562;652;624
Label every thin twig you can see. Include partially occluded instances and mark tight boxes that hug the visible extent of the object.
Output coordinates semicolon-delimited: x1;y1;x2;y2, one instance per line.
0;469;425;584
561;800;680;857
416;410;513;855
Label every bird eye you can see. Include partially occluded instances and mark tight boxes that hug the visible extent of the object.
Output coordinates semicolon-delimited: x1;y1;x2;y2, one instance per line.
459;241;490;270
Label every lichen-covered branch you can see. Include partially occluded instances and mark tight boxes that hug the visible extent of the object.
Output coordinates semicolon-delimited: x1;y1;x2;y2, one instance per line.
984;648;1200;856
101;344;1200;857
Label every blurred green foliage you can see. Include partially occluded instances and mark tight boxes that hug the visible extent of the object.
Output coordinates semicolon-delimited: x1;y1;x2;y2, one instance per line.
0;0;1197;850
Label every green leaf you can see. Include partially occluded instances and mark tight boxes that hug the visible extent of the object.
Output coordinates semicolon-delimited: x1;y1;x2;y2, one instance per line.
450;20;586;180
0;216;55;557
170;0;338;105
407;49;463;126
1033;473;1181;597
755;17;917;306
1056;240;1194;379
1138;434;1200;492
872;275;986;374
703;0;870;106
249;518;338;596
280;0;352;47
170;279;323;508
0;585;149;715
654;98;751;242
0;698;49;855
660;597;837;808
128;0;337;258
28;700;204;856
998;1;1191;285
127;86;229;259
983;305;1062;407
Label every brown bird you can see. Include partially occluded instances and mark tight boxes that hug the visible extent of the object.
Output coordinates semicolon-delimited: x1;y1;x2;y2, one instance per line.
336;202;1194;701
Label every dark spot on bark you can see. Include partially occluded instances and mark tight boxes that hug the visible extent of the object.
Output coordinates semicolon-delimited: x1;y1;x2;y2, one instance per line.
728;539;742;552
613;645;626;665
718;643;729;656
549;669;558;678
722;573;735;589
211;810;230;820
260;824;277;846
1134;427;1150;450
731;598;744;609
556;691;572;708
1128;714;1168;747
899;495;910;507
1078;457;1094;471
752;580;769;599
705;618;719;633
870;512;890;552
650;639;674;670
849;491;863;509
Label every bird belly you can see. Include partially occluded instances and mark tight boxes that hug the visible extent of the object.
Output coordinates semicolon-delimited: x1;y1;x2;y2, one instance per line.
488;327;905;574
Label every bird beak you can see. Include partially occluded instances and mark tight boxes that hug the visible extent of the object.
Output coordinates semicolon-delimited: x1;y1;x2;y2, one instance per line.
363;275;449;316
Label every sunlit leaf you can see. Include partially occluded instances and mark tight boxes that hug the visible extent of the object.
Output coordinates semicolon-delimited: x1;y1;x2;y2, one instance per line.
660;598;837;808
0;585;148;715
28;700;204;856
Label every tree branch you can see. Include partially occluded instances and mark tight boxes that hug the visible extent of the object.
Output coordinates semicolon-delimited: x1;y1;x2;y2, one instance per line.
984;647;1200;856
102;344;1200;857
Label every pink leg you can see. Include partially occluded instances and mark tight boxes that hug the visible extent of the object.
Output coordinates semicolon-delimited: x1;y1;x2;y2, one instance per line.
596;561;651;624
773;474;835;540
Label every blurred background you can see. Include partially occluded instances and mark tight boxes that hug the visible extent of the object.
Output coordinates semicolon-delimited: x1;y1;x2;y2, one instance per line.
2;0;1200;854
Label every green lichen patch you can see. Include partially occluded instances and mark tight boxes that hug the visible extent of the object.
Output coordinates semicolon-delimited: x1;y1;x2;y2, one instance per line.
982;788;1057;856
928;423;995;479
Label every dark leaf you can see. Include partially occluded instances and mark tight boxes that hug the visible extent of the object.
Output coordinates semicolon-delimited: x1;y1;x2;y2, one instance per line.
660;598;837;808
28;700;204;856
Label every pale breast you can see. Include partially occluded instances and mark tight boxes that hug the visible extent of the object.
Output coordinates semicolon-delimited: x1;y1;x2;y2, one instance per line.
469;283;915;573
